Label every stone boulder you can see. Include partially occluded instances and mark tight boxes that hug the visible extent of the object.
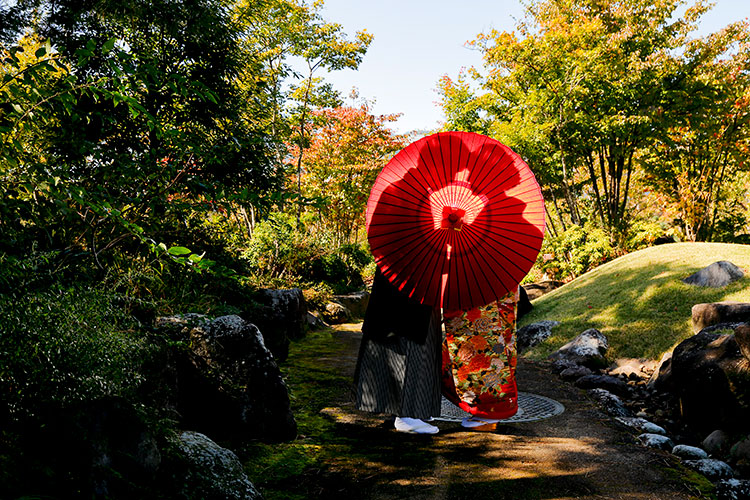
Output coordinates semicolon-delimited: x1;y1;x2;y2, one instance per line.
716;479;750;500
638;433;674;451
646;351;672;390
574;374;630;397
682;459;735;481
587;388;631;418
616;417;667;435
682;261;744;288
321;301;351;324
517;320;560;353
522;280;564;300
175;431;261;500
672;445;708;460
156;314;297;442
651;329;750;433
548;328;609;369
559;365;593;381
730;436;750;463
608;358;659;381
332;291;370;319
691;302;750;333
250;288;307;362
306;311;329;330
737;324;750;361
703;430;732;456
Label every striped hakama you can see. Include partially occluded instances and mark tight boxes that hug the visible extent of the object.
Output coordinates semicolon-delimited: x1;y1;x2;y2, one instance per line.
354;308;442;419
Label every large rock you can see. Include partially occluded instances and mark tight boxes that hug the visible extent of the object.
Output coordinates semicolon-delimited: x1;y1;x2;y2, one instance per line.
638;433;674;451
616;417;667;435
332;291;370;319
574;374;630;397
517;320;560;353
691;302;750;333
250;288;307;361
156;314;297;442
703;429;732;456
730;436;750;463
175;431;261;500
682;459;735;481
652;330;750;433
716;479;750;500
608;358;659;381
321;301;351;324
522;280;564;300
682;261;744;288
548;328;609;369
587;388;631;417
646;351;673;390
737;324;750;361
672;445;708;460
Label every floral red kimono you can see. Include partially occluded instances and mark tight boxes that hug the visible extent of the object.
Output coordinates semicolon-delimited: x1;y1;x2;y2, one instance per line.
441;288;519;419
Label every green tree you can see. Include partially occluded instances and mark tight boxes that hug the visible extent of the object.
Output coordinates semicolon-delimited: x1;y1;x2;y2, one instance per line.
1;0;280;276
235;0;372;214
438;0;742;243
643;22;750;241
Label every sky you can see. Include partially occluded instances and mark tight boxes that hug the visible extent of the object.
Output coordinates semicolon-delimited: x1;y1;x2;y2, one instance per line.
314;0;750;134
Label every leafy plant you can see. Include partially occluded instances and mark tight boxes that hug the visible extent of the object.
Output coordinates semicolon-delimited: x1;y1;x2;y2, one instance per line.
535;223;617;281
0;286;150;421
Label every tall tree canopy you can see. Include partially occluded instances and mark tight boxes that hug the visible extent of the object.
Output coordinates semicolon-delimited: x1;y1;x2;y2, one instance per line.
0;0;372;278
438;0;750;243
295;98;405;247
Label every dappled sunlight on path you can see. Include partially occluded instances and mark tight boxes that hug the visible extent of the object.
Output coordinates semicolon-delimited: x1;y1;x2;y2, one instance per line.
317;323;700;500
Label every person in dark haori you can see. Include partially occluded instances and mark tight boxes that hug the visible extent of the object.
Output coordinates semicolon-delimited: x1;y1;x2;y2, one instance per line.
353;266;442;434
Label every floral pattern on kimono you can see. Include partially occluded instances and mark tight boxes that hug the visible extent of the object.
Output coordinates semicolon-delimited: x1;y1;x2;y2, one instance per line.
441;288;519;419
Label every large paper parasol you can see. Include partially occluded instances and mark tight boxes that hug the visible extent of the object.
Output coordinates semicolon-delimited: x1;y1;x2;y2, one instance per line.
366;131;545;311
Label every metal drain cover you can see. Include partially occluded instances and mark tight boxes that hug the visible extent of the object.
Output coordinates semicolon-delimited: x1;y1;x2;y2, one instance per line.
436;392;565;423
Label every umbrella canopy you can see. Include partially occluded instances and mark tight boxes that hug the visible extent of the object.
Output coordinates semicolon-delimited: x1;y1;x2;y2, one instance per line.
366;131;545;311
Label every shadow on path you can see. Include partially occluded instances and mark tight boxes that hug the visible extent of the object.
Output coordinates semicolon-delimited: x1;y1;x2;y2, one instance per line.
314;323;708;500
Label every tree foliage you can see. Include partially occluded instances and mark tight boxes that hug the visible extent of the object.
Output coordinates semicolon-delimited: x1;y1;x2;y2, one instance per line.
296;98;406;247
438;0;750;244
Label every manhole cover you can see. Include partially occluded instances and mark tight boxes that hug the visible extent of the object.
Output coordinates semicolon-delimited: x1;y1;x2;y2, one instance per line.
436;392;564;423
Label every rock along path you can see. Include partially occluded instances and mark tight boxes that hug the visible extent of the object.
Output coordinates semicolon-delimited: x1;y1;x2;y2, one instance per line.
316;323;706;500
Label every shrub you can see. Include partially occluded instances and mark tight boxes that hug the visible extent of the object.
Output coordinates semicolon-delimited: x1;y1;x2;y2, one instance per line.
535;224;617;281
0;286;150;421
624;219;670;251
242;212;371;292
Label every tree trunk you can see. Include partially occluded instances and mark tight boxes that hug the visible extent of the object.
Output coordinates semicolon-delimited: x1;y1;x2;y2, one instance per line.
550;190;568;232
544;202;558;237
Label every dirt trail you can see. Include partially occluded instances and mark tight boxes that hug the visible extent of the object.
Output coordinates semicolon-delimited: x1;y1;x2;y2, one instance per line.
320;323;705;500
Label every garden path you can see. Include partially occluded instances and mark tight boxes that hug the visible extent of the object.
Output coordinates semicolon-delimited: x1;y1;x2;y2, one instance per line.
313;322;706;500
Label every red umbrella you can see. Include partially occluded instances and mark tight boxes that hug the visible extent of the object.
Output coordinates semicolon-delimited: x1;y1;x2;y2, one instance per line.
366;131;545;311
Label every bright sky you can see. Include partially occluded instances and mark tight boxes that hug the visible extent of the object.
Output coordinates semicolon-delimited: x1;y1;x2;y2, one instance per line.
318;0;750;134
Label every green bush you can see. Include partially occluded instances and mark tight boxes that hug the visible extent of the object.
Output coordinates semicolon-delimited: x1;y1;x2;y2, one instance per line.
624;219;670;251
535;224;617;281
242;212;370;293
0;285;150;421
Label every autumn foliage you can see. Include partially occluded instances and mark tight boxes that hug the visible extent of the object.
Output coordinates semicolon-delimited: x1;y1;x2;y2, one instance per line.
293;101;406;247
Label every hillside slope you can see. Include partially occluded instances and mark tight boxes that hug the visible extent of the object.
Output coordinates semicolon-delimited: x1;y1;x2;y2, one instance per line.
519;242;750;361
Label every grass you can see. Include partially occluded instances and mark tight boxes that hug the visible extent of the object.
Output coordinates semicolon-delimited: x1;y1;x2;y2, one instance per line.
519;242;750;361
